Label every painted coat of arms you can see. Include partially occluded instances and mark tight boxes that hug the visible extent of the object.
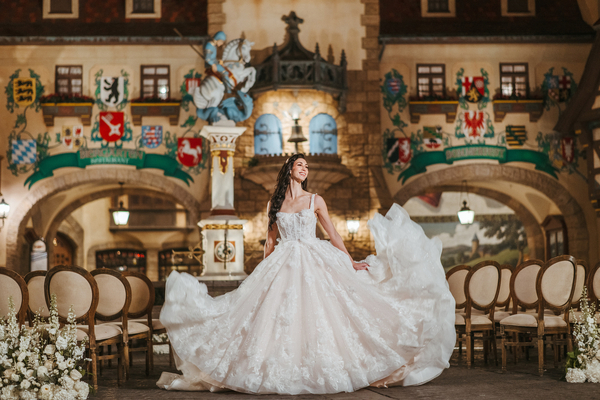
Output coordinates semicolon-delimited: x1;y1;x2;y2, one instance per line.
177;137;203;167
461;76;485;103
99;111;124;142
142;126;163;148
100;77;125;107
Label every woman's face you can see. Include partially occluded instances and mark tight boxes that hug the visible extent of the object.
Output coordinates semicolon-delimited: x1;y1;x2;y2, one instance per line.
290;158;308;182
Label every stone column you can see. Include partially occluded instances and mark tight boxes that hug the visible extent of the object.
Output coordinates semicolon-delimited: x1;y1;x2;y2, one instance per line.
198;124;248;281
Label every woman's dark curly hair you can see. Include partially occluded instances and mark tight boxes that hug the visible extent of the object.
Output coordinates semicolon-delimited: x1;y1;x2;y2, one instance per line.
268;153;308;230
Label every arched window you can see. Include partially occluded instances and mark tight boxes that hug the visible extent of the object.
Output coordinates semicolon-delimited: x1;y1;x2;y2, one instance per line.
309;113;337;154
254;114;283;155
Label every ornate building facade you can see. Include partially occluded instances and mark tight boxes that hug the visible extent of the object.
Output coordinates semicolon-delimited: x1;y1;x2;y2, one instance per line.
0;0;598;280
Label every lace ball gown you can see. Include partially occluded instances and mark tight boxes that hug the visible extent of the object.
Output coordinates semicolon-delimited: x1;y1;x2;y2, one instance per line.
157;196;456;395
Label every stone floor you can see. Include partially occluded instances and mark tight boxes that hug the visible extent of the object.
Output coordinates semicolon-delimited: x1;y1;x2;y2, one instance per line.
92;347;598;399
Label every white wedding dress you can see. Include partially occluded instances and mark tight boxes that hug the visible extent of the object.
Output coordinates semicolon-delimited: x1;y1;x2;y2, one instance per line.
157;195;456;395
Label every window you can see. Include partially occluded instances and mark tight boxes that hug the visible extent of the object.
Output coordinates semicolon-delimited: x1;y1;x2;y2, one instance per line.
421;0;455;17
254;114;283;155
43;0;79;19
417;64;445;98
309;114;337;155
428;0;449;13
55;65;82;95
125;0;161;18
542;216;568;260
501;0;535;16
141;65;170;99
500;63;528;97
96;249;147;275
159;248;203;281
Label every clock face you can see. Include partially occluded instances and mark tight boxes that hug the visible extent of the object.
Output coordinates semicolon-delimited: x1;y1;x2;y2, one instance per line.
214;240;235;262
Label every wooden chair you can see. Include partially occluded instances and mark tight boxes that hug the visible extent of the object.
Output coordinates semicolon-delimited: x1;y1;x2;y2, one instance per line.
24;270;49;324
569;260;589;322
500;255;577;376
90;268;131;385
120;271;154;376
446;264;470;357
455;260;501;368
45;265;104;390
0;267;29;326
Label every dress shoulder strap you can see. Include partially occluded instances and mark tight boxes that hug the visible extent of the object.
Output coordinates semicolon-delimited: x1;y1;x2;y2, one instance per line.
310;193;316;211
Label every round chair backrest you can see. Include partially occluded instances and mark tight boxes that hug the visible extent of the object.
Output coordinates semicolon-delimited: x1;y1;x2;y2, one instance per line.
45;265;98;324
122;271;154;319
91;268;131;322
497;264;514;308
466;261;501;311
572;260;588;306
446;265;470;309
589;262;600;303
0;268;29;324
24;271;49;318
510;259;543;310
539;255;577;312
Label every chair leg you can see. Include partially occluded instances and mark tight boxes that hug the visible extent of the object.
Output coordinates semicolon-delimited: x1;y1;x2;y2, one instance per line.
483;334;489;365
168;343;174;367
98;346;103;376
123;341;130;380
514;333;519;364
491;330;498;366
149;335;154;372
108;345;113;368
91;348;98;391
501;326;507;372
116;343;122;386
467;332;473;369
538;336;544;376
146;335;152;376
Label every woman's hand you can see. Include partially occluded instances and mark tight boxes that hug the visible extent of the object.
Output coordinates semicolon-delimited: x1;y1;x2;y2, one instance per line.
352;261;369;271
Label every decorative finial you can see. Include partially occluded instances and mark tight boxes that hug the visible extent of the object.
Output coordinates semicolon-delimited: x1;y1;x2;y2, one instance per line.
314;43;321;59
282;11;304;31
340;49;347;66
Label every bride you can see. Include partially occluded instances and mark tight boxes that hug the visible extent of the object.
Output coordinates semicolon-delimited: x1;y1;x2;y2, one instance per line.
157;153;456;395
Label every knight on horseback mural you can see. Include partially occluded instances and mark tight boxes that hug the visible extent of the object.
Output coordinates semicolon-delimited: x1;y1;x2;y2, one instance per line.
193;31;256;124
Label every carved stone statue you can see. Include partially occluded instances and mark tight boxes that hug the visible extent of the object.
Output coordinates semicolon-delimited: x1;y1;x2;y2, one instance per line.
193;31;256;124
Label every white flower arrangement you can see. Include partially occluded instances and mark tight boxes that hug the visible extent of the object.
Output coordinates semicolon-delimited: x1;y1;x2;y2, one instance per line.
0;295;90;399
566;286;600;383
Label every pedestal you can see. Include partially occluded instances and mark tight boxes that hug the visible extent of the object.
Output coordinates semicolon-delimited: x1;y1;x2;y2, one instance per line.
198;123;248;280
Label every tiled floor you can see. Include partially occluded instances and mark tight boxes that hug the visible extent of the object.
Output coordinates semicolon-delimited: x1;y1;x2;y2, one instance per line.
93;347;597;399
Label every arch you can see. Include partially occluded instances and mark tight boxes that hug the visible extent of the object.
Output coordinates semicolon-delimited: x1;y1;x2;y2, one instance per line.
425;185;545;260
6;168;203;274
254;114;283;155
56;215;85;268
309;113;337;154
394;164;590;260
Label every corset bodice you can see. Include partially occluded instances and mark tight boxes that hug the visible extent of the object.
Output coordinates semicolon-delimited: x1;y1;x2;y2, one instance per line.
276;194;317;242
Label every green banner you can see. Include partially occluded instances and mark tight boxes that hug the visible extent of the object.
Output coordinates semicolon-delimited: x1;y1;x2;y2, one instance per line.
24;148;194;188
398;145;558;183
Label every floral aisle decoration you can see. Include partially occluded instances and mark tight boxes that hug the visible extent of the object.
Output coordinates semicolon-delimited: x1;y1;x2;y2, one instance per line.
0;295;90;399
566;286;600;383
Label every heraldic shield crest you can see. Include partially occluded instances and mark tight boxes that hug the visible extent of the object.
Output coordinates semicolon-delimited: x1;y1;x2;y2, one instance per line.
461;76;484;103
142;126;163;149
100;76;125;107
13;78;36;107
177;137;203;167
99;111;124;142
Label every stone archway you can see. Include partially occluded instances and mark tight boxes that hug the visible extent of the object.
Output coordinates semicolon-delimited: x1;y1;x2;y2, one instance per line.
426;184;545;260
394;164;589;260
44;187;198;270
6;169;203;274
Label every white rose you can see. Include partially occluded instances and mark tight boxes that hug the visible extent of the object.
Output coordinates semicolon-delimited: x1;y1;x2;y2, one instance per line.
11;373;19;382
44;345;55;355
44;360;53;370
37;366;48;377
55;336;68;351
15;362;24;369
25;369;34;379
74;381;89;399
57;361;67;371
60;376;74;390
2;369;12;378
55;353;64;363
17;352;27;362
48;328;57;335
20;379;31;389
69;369;82;381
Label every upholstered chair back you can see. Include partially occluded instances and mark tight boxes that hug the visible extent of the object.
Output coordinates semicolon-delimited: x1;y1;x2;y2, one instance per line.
91;268;131;322
510;259;543;312
571;260;588;306
538;255;577;313
496;264;514;308
589;262;600;304
24;271;50;319
465;261;501;312
45;265;98;326
446;264;470;309
122;271;154;319
0;268;29;325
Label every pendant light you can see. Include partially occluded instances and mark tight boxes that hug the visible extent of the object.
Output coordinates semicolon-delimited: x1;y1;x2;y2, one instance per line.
112;182;130;226
457;180;475;225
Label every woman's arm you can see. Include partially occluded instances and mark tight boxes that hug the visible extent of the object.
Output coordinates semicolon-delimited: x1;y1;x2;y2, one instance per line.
314;195;368;271
264;201;279;259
